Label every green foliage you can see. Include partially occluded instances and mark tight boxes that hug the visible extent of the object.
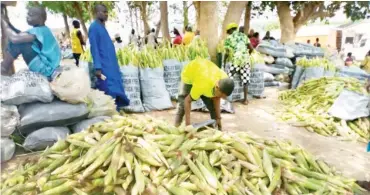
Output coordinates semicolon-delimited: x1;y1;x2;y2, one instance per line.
258;1;369;22
27;1;115;22
343;1;370;21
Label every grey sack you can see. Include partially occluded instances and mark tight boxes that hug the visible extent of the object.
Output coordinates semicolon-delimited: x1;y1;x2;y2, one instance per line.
224;63;244;102
163;59;183;99
291;66;305;89
298;66;325;86
120;65;145;113
248;65;265;97
0;70;54;105
140;67;173;111
23;127;70;151
71;116;111;133
275;58;294;68
328;90;370;121
1;104;20;137
18;100;89;135
0;137;15;162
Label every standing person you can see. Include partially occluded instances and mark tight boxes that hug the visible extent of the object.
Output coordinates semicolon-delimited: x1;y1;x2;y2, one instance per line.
250;32;260;48
314;37;321;47
361;50;370;73
114;33;124;50
224;22;253;105
248;29;254;38
345;52;354;66
263;31;275;41
175;58;235;130
183;26;195;45
173;28;182;45
239;26;244;33
137;35;142;48
88;4;130;109
71;20;85;66
307;40;311;44
146;28;158;49
1;6;61;79
129;29;138;46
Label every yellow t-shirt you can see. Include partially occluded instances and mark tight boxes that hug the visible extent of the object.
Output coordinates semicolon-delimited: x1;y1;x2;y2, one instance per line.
362;56;370;74
71;29;83;54
183;32;195;45
181;58;227;100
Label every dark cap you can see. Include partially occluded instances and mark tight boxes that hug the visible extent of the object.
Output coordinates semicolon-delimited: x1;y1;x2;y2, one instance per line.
219;78;235;96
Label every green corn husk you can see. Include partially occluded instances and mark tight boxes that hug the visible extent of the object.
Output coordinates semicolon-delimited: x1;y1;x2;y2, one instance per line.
1;115;365;195
278;77;369;142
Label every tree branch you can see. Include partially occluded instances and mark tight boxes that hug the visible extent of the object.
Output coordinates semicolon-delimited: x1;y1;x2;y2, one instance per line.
187;2;193;9
293;2;322;28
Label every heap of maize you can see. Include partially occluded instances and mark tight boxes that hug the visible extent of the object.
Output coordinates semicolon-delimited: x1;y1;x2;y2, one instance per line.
80;40;210;67
296;57;336;72
279;77;370;142
1;115;365;195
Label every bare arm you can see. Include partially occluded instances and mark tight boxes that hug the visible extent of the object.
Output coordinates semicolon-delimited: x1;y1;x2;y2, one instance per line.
77;30;85;45
184;95;192;126
247;43;254;54
1;18;35;44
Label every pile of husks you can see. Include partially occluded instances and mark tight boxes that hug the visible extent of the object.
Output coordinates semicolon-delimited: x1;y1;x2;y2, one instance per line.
1;115;365;195
279;77;370;142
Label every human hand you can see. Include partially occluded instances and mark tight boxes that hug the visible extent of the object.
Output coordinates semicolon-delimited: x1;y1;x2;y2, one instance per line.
95;70;102;78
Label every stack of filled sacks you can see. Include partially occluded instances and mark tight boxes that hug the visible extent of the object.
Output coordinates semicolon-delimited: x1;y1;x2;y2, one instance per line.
285;42;325;57
257;40;326;87
0;68;118;160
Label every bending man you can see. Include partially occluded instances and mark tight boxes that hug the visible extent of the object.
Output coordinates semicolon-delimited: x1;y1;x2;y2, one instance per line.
175;58;235;130
89;4;130;109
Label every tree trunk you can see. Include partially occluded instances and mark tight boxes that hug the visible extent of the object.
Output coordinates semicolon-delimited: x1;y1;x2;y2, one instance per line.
183;1;189;28
62;13;70;36
155;20;161;37
135;8;139;33
73;2;88;36
199;2;218;62
244;3;251;35
1;4;9;59
277;2;295;43
129;6;134;29
139;2;150;35
221;1;247;38
160;1;170;42
194;1;201;30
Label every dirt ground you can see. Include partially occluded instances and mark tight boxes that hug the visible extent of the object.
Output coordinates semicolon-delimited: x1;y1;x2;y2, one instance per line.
3;59;370;186
146;87;370;182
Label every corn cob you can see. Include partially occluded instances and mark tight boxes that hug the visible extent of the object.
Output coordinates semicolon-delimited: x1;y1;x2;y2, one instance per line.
1;115;365;195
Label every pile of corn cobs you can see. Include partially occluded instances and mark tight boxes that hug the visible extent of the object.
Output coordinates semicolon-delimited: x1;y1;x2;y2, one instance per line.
1;115;365;195
279;77;370;142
